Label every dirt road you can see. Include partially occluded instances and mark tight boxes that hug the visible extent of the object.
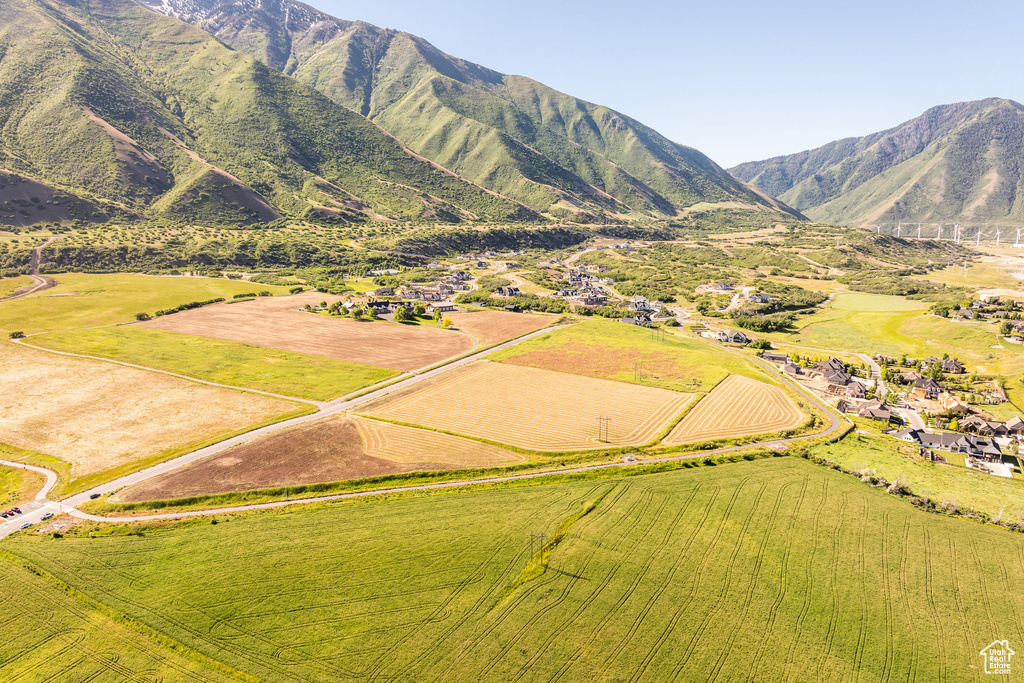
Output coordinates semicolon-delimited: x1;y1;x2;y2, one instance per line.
0;236;57;302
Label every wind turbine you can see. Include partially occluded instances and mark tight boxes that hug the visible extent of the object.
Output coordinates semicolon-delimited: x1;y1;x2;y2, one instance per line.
918;222;922;239
895;223;902;238
937;224;943;240
996;228;1001;246
1016;228;1020;247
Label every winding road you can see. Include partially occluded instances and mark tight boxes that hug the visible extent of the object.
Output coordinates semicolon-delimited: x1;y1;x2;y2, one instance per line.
0;326;847;537
0;236;57;302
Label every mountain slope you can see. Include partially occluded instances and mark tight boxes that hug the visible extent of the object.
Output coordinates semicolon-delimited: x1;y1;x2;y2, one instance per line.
730;98;1024;226
0;0;534;226
140;0;788;221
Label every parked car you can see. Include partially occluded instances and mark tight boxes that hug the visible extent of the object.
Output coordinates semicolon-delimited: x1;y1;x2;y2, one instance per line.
40;512;53;520
89;493;101;500
12;507;20;514
19;522;30;529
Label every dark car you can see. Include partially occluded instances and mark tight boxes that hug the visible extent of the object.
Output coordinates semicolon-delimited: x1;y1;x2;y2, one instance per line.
89;493;101;500
12;507;20;514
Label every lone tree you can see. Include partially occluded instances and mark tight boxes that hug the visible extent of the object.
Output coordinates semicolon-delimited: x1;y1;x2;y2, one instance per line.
414;303;426;317
441;316;452;329
393;305;409;322
366;306;379;320
135;312;151;321
1001;320;1014;336
351;307;363;320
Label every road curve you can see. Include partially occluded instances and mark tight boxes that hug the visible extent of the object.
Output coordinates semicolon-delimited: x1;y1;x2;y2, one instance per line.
0;236;58;302
0;325;846;535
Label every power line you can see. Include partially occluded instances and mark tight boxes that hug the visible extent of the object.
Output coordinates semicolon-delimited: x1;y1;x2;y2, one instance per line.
597;415;611;442
527;531;547;565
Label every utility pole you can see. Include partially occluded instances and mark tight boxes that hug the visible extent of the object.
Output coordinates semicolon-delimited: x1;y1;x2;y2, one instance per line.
597;416;611;442
1016;228;1021;247
977;229;982;246
937;224;942;240
527;532;547;565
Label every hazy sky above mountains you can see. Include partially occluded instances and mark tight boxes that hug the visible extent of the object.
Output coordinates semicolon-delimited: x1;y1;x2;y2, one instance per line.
323;0;1022;167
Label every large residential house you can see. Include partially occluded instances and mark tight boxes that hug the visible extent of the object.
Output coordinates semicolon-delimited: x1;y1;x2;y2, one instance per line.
911;377;942;400
894;429;1002;461
856;399;892;423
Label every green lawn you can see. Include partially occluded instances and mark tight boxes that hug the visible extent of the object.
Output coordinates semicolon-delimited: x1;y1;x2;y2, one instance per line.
489;319;770;393
813;430;1024;521
826;292;928;312
31;326;398;401
0;274;32;298
4;457;1024;681
0;273;295;334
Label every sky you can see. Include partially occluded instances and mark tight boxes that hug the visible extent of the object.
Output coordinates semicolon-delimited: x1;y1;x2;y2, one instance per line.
315;0;1024;168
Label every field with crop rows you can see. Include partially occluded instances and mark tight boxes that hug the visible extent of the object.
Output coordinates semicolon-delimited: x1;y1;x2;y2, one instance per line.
663;374;805;445
143;292;473;371
5;457;1024;681
352;416;523;466
359;361;693;450
0;557;239;681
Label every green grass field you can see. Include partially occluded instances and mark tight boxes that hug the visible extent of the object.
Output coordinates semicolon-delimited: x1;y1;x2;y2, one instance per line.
813;430;1024;520
489;319;769;392
31;327;398;401
0;273;295;334
0;555;242;681
4;457;1024;681
0;274;32;298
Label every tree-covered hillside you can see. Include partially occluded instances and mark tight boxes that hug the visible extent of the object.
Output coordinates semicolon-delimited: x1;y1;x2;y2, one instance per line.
141;0;793;221
0;0;534;226
730;98;1024;226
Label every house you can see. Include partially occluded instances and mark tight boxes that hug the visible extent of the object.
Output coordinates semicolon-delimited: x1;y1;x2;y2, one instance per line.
941;359;965;373
622;313;652;327
749;292;771;304
579;294;607;306
911;377;942;400
425;303;456;315
760;352;789;363
823;370;853;386
816;358;846;374
495;286;520;297
1006;416;1024;435
899;370;923;384
980;293;1000;304
710;282;733;292
503;304;521;312
937;392;970;414
781;362;802;376
475;261;489;269
896;429;1002;460
847;382;867;399
959;309;975;320
857;399;892;422
373;287;395;297
716;330;748;344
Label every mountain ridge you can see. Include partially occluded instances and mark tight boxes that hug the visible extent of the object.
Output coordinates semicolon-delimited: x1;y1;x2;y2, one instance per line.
139;0;797;221
730;98;1024;226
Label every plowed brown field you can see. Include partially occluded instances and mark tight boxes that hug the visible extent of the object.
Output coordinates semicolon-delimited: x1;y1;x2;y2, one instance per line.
116;414;522;501
358;361;693;451
446;310;553;346
662;374;804;445
141;293;472;372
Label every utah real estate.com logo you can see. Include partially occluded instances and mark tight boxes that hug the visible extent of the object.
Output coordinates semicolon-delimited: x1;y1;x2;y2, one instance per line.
980;640;1014;675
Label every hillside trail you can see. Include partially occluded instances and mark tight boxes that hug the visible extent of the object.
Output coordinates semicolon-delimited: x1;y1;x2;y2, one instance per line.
0;235;58;302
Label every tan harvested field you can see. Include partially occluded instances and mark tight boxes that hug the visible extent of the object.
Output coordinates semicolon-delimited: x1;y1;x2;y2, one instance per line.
446;309;553;346
117;414;522;501
359;361;693;451
141;293;472;372
0;342;299;481
663;374;804;445
352;416;522;466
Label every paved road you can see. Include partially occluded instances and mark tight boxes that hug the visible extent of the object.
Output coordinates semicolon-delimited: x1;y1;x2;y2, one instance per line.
856;352;886;398
0;324;573;537
0;330;846;535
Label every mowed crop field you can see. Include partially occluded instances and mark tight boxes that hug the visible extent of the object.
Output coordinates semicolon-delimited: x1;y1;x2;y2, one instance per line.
663;375;805;445
6;458;1024;681
142;293;473;372
0;342;303;492
31;326;397;401
359;361;693;450
116;414;522;502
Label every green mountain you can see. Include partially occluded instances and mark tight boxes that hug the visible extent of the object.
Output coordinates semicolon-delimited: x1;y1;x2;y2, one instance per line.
140;0;791;221
730;98;1024;226
0;0;536;226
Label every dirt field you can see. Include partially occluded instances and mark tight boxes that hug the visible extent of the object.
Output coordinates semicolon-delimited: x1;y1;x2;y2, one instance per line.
446;310;553;346
116;414;522;501
0;342;299;480
662;375;804;445
141;293;472;372
359;361;693;451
